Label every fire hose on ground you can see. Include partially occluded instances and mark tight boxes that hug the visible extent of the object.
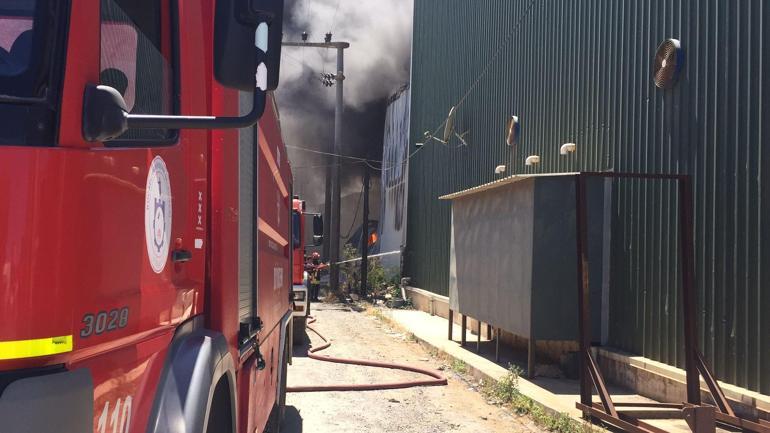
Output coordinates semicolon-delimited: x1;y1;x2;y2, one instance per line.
286;316;448;393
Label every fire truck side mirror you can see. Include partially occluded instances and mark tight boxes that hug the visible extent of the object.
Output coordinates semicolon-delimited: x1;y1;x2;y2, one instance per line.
214;0;284;92
81;0;285;142
82;84;129;142
312;214;324;246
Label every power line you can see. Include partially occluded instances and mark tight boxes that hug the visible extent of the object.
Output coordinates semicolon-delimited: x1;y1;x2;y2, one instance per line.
288;143;422;173
281;51;307;67
329;0;342;33
319;0;343;72
456;0;538;109
341;180;365;239
364;146;425;172
285;123;429;175
286;144;379;163
292;160;364;170
419;0;539;143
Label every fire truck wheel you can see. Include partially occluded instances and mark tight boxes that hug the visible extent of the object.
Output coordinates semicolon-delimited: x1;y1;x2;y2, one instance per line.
292;317;307;346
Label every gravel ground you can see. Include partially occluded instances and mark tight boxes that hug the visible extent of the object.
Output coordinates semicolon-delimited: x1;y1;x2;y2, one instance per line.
281;303;544;433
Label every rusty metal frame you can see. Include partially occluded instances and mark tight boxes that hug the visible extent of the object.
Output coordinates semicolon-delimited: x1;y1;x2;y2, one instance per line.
574;172;769;433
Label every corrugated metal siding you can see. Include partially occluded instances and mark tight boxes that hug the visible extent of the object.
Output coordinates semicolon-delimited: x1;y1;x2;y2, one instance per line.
406;0;769;393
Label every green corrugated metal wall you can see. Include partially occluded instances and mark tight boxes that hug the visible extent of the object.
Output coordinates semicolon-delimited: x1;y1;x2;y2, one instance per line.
405;0;770;393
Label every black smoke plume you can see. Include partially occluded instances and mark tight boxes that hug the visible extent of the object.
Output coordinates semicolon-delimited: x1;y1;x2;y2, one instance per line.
276;0;413;216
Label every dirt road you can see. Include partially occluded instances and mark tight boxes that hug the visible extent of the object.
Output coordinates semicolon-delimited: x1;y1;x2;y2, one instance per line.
281;303;542;433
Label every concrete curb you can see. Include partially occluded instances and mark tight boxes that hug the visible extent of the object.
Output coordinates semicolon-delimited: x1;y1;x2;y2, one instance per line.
368;306;593;428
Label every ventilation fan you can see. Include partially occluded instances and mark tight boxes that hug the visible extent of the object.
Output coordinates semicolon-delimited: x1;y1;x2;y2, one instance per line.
653;38;683;89
506;115;520;146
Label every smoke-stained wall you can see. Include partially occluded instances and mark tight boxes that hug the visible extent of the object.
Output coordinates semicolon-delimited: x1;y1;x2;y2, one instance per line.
406;0;770;394
377;84;411;274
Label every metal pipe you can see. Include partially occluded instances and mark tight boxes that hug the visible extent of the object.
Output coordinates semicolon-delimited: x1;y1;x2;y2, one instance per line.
476;321;481;353
678;177;701;405
575;174;593;408
560;142;577;155
525;155;540;166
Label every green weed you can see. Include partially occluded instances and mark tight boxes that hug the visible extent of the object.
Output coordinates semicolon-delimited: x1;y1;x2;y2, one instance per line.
481;364;599;433
450;358;468;375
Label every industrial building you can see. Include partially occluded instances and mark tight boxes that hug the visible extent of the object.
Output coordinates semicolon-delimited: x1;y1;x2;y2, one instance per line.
403;0;770;402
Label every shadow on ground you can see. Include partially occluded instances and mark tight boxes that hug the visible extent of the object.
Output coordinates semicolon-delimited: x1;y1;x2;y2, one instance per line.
280;406;303;433
292;336;310;358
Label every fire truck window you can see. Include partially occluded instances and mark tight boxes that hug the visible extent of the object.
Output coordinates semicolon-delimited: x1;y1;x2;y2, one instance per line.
0;15;33;76
0;0;48;98
100;0;175;143
292;211;301;249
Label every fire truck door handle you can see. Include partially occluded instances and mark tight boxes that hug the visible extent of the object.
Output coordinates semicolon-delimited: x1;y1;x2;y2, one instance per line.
255;346;266;371
171;249;193;263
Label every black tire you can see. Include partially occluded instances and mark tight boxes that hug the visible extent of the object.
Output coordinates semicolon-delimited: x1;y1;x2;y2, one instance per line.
292;317;306;346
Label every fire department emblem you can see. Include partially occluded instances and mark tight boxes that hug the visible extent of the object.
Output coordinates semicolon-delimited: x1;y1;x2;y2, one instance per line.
144;156;173;273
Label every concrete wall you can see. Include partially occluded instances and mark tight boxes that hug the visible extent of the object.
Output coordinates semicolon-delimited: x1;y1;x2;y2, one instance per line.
597;348;770;422
407;285;770;419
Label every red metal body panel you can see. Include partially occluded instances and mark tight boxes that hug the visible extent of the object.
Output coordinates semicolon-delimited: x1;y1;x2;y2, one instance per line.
0;1;291;433
252;96;292;430
208;68;241;367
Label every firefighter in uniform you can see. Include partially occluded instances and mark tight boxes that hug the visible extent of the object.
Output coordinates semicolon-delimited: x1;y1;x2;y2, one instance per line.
305;252;326;301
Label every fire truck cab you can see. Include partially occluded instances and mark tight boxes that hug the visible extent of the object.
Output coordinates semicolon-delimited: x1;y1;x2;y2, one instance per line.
0;1;289;433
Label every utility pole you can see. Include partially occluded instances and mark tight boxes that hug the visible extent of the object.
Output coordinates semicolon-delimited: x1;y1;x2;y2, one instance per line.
283;39;350;294
360;167;370;297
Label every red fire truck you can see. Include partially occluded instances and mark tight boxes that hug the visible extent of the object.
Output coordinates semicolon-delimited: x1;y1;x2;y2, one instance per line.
0;1;290;432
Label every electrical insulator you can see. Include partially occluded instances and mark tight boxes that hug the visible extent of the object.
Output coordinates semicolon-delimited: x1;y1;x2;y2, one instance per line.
301;31;308;42
324;32;332;43
320;73;336;87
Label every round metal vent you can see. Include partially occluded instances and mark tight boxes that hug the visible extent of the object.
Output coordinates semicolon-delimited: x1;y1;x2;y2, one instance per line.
653;38;683;89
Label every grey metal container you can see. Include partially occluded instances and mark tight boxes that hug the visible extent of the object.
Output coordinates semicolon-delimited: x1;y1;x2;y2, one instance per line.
444;173;608;344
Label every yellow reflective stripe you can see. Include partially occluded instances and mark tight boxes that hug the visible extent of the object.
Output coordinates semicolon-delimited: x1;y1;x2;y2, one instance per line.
0;335;73;360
